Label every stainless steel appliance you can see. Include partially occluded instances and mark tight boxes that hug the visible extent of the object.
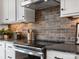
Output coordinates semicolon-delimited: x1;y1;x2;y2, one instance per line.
21;0;60;10
14;44;46;59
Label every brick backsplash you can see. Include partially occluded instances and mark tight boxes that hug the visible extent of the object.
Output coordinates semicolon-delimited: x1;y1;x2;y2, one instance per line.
10;6;79;43
33;6;78;43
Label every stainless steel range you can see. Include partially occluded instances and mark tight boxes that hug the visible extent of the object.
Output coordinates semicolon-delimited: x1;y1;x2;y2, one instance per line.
14;44;46;59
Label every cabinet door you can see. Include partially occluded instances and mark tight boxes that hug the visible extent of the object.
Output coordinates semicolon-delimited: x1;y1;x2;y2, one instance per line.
47;50;62;59
6;42;15;59
0;0;8;24
0;0;4;20
8;0;16;23
47;50;76;59
24;8;35;23
3;0;9;20
75;54;79;59
17;0;35;23
17;0;25;22
0;0;16;24
61;0;79;17
0;41;5;59
61;53;76;59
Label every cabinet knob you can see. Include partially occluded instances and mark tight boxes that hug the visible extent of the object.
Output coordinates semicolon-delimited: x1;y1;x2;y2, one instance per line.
8;46;12;48
8;56;12;59
6;19;8;20
61;8;65;11
22;16;24;17
54;56;63;59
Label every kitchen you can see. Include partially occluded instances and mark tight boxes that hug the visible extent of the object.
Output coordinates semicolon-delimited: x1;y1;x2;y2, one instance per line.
0;0;79;59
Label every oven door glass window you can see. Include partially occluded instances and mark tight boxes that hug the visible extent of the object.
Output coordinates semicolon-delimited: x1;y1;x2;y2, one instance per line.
16;51;40;59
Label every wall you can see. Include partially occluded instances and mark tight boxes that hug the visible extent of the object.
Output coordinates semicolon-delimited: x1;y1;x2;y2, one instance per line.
10;6;79;43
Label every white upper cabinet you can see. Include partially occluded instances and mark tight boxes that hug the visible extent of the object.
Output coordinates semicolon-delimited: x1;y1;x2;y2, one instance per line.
24;8;35;23
16;0;25;22
0;0;9;24
60;0;79;17
8;0;16;23
0;0;35;24
3;0;8;21
0;0;16;24
16;0;35;23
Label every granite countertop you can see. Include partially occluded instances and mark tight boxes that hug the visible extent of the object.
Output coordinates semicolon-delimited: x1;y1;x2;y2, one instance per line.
46;43;76;52
1;39;79;54
45;43;77;53
36;40;79;54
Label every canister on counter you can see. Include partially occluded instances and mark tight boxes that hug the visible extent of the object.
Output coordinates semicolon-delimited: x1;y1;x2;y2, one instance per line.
27;29;34;45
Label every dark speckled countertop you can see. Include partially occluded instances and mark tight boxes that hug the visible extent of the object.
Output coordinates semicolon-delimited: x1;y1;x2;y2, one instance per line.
45;43;77;53
3;39;79;54
35;40;79;54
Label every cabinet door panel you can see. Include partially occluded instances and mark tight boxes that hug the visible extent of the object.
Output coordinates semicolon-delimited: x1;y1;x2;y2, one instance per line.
8;0;16;22
3;0;9;21
17;0;24;22
17;0;35;23
0;0;16;24
24;8;35;22
62;54;76;59
47;50;76;59
77;55;79;59
0;0;9;24
47;50;62;59
61;0;79;15
6;42;15;59
0;0;4;20
0;42;5;59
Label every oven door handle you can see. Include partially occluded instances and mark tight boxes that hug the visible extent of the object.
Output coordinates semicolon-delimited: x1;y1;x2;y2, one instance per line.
28;52;34;55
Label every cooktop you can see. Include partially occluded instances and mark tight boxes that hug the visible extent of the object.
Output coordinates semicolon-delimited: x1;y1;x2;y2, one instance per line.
14;43;45;51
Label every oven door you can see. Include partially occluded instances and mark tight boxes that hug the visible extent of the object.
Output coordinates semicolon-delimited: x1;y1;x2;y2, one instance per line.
14;46;43;59
16;51;40;59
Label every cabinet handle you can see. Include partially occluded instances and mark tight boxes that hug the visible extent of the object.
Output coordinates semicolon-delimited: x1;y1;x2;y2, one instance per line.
61;8;65;11
8;56;12;59
22;16;24;17
8;46;12;48
54;56;63;59
5;19;8;20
